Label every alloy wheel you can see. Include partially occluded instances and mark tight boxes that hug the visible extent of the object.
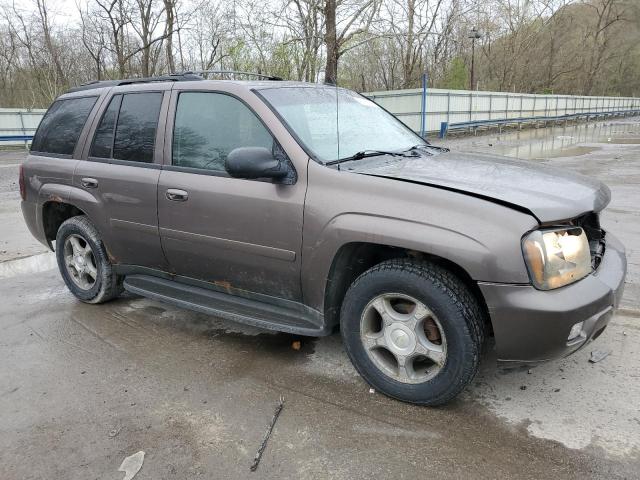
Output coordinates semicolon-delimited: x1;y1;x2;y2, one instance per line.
360;293;447;384
63;234;98;290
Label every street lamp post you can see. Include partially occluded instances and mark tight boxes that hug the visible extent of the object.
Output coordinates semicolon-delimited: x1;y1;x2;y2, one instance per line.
468;27;482;91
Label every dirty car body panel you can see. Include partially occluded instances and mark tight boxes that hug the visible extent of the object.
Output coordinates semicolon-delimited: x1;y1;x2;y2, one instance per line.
20;78;628;370
156;83;307;300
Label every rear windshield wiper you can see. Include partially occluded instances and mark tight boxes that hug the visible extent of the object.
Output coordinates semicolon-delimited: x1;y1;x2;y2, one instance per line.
325;150;407;166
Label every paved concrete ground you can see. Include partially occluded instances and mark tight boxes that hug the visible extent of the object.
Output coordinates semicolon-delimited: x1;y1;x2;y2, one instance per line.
1;118;639;479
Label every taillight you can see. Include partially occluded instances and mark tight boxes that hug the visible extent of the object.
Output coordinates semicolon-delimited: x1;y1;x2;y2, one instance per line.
19;164;26;200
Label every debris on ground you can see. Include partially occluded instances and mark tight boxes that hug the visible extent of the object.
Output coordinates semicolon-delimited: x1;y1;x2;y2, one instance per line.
369;388;375;394
291;340;301;351
250;396;285;472
118;451;145;480
520;386;527;390
108;426;121;438
589;350;612;363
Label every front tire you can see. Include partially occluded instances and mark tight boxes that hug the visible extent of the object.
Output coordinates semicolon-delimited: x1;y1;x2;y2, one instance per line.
55;215;122;304
340;259;485;406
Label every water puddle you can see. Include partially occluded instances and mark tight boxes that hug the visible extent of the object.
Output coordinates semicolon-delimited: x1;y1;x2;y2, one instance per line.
0;252;56;279
541;145;598;158
598;137;640;144
469;119;640;160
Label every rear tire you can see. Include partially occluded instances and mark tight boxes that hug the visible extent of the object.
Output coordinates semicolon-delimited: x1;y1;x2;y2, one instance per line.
340;259;485;406
55;215;122;304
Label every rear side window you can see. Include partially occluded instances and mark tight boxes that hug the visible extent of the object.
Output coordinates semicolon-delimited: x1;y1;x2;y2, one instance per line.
31;96;98;155
90;95;121;158
90;92;163;163
172;92;273;172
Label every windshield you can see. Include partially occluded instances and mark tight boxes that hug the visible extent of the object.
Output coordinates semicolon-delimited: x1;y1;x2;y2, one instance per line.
258;86;424;163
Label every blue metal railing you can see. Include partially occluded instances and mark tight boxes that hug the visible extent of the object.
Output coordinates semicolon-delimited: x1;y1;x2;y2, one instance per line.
438;109;640;138
0;134;33;151
0;135;33;142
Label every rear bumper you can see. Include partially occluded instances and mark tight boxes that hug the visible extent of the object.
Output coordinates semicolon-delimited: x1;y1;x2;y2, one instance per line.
479;233;627;364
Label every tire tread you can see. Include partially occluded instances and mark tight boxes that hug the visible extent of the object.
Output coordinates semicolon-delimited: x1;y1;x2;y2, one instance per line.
56;215;122;304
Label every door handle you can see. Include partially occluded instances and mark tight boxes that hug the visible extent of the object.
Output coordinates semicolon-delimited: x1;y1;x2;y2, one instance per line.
81;177;98;188
166;188;188;201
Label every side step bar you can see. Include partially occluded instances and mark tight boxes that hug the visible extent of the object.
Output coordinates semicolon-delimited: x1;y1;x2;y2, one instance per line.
123;275;330;337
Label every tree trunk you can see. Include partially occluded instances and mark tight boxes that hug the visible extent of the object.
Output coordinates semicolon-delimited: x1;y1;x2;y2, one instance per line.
402;0;415;88
324;0;338;85
37;0;66;84
163;0;175;73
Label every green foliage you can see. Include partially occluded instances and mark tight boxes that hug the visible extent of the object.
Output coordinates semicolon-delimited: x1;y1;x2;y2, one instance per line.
270;41;296;80
441;58;468;90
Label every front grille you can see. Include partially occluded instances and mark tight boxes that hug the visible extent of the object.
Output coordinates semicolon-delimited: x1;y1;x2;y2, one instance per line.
572;212;605;270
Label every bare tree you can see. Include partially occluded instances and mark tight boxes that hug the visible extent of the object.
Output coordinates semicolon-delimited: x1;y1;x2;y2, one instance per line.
324;0;379;84
79;1;110;80
163;0;176;72
0;0;639;107
580;0;624;94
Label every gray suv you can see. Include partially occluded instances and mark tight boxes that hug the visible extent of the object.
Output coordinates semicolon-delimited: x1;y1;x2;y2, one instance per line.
20;73;627;405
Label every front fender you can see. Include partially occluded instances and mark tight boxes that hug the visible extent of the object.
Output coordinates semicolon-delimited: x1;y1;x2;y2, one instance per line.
303;213;504;310
302;161;538;312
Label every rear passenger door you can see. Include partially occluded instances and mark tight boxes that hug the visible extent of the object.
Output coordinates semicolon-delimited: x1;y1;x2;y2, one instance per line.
157;89;305;301
75;88;169;270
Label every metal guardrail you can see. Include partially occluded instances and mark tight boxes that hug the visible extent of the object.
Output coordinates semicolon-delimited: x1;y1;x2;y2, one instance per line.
365;87;640;134
438;109;640;139
0;134;33;150
0;109;45;149
0;135;33;141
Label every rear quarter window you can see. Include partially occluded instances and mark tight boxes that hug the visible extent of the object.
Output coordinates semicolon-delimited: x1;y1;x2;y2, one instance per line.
31;96;98;156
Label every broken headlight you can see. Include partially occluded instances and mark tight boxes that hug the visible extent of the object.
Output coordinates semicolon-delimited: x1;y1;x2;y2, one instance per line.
522;227;592;290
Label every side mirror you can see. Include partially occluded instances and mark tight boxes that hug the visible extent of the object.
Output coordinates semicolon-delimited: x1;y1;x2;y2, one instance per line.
225;147;289;180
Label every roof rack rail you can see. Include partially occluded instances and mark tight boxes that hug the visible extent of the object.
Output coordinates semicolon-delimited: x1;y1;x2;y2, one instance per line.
67;73;204;93
66;70;282;93
179;70;283;81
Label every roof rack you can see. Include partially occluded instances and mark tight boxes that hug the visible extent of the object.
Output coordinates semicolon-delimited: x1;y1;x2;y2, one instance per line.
67;73;204;93
67;70;282;93
179;70;283;81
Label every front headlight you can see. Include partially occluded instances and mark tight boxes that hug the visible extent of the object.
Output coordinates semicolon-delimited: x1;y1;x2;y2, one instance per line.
522;227;592;290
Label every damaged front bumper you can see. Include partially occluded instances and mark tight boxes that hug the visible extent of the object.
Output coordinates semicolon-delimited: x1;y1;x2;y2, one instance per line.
478;233;627;364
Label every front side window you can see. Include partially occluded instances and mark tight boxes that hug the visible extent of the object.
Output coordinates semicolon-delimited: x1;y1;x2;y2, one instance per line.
258;87;422;163
31;96;98;155
172;92;273;172
90;92;162;163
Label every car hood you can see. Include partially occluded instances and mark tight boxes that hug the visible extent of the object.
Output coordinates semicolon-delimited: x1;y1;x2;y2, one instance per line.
350;150;610;222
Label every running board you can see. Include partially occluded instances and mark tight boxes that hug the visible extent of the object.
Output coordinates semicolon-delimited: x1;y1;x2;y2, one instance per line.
123;275;330;336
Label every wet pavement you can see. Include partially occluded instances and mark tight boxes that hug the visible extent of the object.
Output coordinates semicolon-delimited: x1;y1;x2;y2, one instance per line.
1;118;640;479
0;149;48;262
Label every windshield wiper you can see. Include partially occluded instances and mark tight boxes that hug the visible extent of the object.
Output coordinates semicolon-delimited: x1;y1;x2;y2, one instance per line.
325;150;407;166
403;143;450;154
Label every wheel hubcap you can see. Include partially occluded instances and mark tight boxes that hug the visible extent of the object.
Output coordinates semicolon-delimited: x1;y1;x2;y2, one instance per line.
63;234;97;290
386;323;416;354
360;293;447;384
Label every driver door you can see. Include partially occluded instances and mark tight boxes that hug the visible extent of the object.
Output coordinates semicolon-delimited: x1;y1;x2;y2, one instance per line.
157;89;305;301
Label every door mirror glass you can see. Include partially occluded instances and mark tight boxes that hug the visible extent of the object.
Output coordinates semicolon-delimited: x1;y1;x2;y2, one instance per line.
225;147;289;180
